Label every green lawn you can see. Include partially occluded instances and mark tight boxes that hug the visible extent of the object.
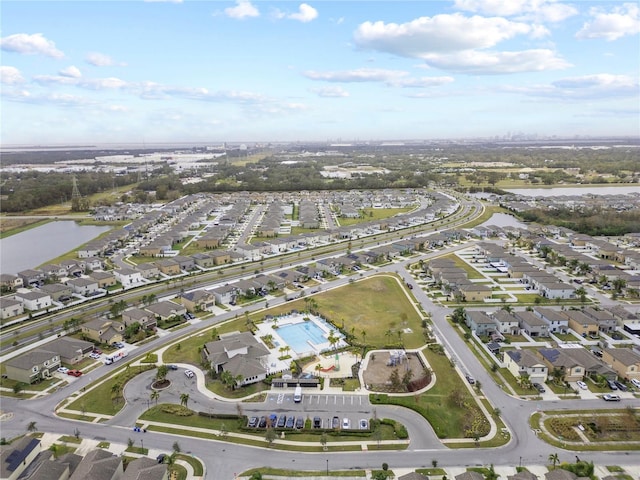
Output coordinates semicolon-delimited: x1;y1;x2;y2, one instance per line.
437;254;486;279
338;207;414;227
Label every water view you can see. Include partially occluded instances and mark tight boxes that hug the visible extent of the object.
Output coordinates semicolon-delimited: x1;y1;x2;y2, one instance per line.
504;185;640;197
0;221;111;274
480;213;528;229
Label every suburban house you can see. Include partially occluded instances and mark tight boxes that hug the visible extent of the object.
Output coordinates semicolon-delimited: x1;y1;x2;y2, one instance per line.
582;307;617;333
122;307;157;330
68;449;123;480
89;271;117;288
145;300;187;321
81;318;125;345
65;277;100;296
181;290;216;313
505;349;548;384
114;268;144;288
209;284;236;305
537;280;576;300
465;311;497;336
45;337;94;365
0;297;24;320
201;331;270;387
602;348;640;381
121;457;168;480
38;283;73;302
0;273;23;291
17;269;45;287
562;310;599;338
4;350;60;384
136;262;161;280
0;437;41;480
514;311;550;337
155;259;181;276
533;307;569;334
490;310;520;335
608;305;640;335
456;281;492;302
192;252;215;269
455;472;485;480
537;347;587;382
14;291;52;311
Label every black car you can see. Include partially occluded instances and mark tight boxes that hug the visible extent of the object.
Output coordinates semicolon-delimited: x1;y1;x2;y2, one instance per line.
285;416;295;429
277;415;287;428
313;417;322;428
295;417;304;429
533;383;546;393
614;381;628;391
258;416;267;428
168;364;178;370
248;416;259;428
156;454;166;464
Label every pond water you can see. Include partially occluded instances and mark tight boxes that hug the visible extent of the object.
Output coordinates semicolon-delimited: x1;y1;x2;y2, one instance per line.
0;221;111;274
504;185;640;197
480;213;528;229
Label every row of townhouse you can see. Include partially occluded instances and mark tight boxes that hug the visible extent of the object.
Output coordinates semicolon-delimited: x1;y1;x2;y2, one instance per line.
424;257;493;302
466;305;631;340
503;345;640;385
1;438;167;480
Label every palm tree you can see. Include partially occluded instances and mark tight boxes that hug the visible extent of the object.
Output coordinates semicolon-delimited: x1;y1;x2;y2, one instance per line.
179;393;189;408
155;365;169;383
150;390;160;406
485;464;499;480
361;329;367;345
548;452;559;469
27;421;37;433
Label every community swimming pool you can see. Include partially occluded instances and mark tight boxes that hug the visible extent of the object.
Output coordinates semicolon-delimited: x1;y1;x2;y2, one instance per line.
277;320;331;355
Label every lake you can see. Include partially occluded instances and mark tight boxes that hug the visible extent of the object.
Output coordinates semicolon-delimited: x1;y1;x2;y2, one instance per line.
0;221;111;274
480;213;528;229
504;185;640;197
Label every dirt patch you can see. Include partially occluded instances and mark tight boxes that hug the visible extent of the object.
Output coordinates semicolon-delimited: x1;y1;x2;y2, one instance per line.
362;351;427;392
152;380;171;390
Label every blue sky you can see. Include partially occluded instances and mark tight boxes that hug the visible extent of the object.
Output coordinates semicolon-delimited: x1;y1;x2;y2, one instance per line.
1;0;639;145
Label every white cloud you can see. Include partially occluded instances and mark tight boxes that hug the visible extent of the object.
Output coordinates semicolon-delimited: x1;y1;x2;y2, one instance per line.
304;68;409;83
352;13;571;74
454;0;577;23
0;33;64;58
0;66;25;85
143;0;183;3
59;66;82;78
389;76;455;88
576;3;640;41
225;1;259;20
504;73;639;99
86;52;125;67
310;86;350;97
33;74;128;90
354;14;544;56
423;49;570;74
288;4;318;23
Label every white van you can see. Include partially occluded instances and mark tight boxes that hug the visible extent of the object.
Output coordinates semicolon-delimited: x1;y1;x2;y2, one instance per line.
293;385;302;403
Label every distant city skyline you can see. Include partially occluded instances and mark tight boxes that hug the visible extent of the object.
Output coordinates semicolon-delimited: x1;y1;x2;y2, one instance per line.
1;0;639;145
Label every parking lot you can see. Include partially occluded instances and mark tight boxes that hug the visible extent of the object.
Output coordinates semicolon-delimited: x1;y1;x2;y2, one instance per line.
266;392;369;408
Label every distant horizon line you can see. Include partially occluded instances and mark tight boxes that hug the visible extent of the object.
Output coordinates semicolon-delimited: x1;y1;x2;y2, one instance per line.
3;134;640;151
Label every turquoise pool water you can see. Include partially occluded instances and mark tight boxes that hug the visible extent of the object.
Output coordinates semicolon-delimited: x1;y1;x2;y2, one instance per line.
277;321;328;354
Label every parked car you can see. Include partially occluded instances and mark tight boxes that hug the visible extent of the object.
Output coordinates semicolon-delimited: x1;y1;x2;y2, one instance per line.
184;369;195;378
295;417;304;429
607;380;618;390
603;394;621;402
168;364;178;370
285;416;295;429
313;417;322;429
631;378;640;389
614;381;628;391
258;416;267;428
277;415;286;428
576;381;588;390
533;383;546;393
332;416;340;429
359;419;369;430
465;374;475;384
57;367;69;374
67;369;82;377
268;414;278;427
248;416;259;428
156;454;166;464
89;353;101;359
92;348;102;355
342;418;351;429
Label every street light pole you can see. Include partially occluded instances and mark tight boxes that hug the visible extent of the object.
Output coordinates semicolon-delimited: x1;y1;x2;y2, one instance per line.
141;439;144;453
326;459;328;475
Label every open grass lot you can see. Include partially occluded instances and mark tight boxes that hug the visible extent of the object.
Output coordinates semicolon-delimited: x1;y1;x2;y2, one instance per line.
295;274;423;348
0;217;50;237
540;410;640;445
371;346;489;440
241;468;366;478
440;253;486;279
337;207;414;227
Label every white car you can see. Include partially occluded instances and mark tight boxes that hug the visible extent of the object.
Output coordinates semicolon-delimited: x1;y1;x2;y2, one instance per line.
342;418;351;429
632;378;640;389
89;352;101;359
184;369;195;379
57;367;69;374
576;381;588;390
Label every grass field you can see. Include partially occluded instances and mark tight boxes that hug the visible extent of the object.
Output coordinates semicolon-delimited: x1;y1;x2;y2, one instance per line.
337;207;414;227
